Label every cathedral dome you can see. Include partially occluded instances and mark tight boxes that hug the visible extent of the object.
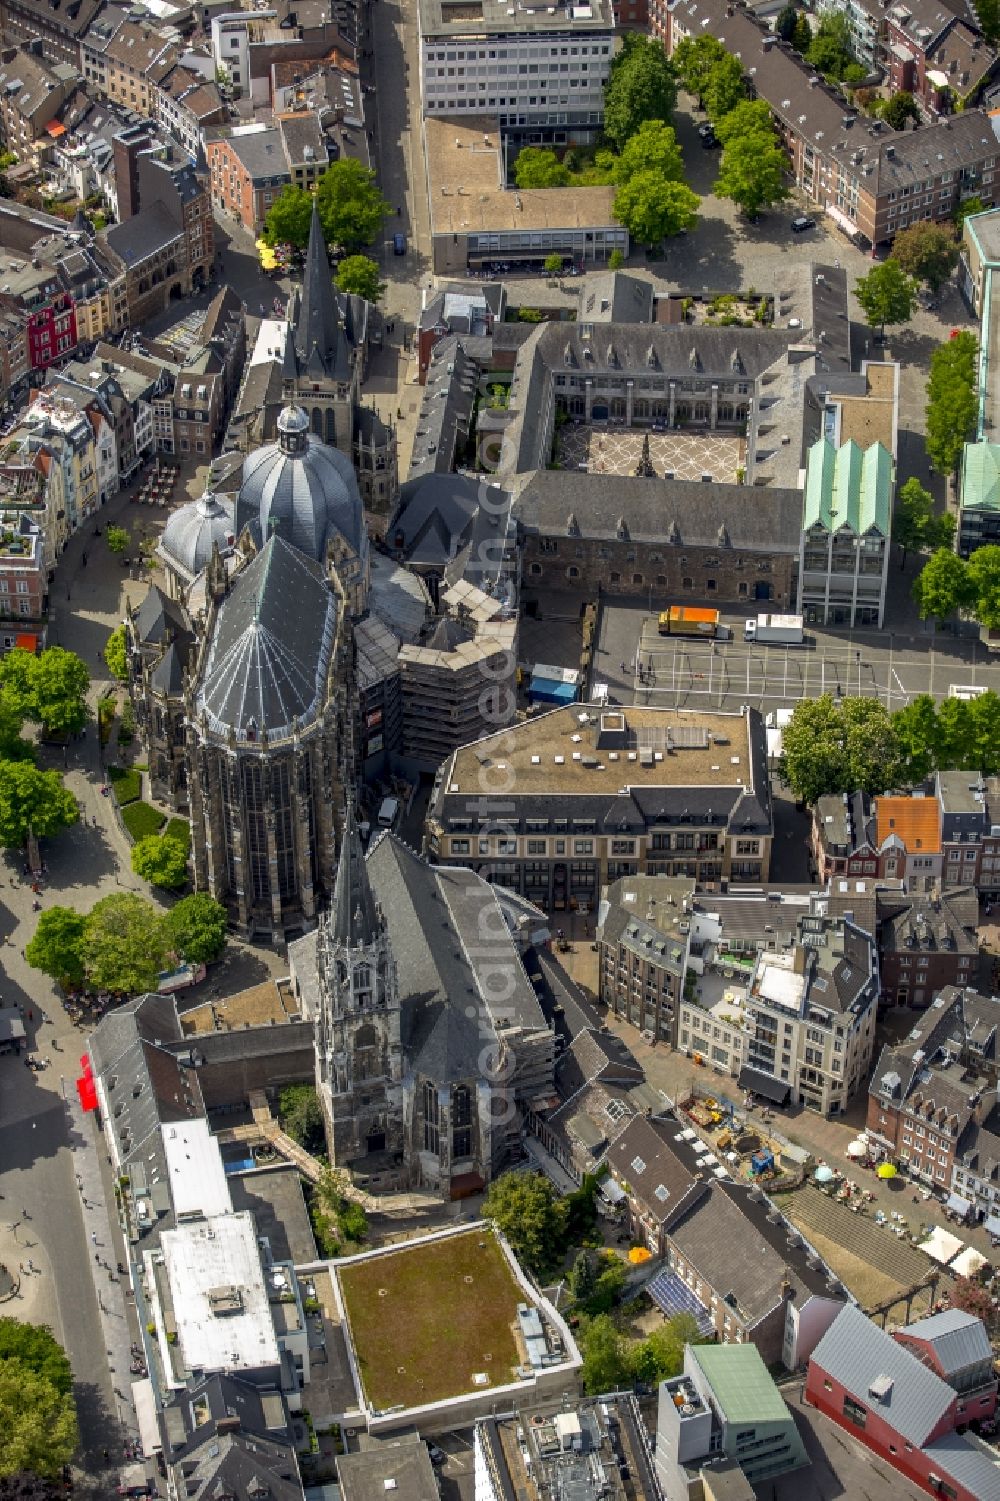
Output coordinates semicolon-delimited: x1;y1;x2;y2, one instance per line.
236;403;367;565
159;490;234;580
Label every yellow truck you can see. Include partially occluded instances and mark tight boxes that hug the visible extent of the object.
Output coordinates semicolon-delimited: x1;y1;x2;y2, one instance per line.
657;605;721;638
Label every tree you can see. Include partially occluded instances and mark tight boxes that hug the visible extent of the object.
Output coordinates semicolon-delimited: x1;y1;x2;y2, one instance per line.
892;221;959;292
0;1364;77;1480
854;259;917;340
263;183;313;249
883;89;920;130
106;526;129;554
80;892;169;995
613;172;699;247
544;252;564;275
792;12;813;51
0;1475;65;1500
481;1170;566;1276
25;907;85;989
612;121;685;187
975;0;1000;44
0;1324;72;1398
629;1314;702;1383
603;34;678;152
30;648;89;737
894;476;954;563
703;53;747;123
315;158;391;252
955;195;986;225
949;1275;996;1328
278;1084;326;1154
104;624;128;682
969;690;1000;774
775;3;799;42
576;1254;627;1316
131;833;188;890
671;34;725;105
0;763;78;848
926;332;979;478
779;694;903;804
714;131;788;219
912;547;976;622
580;1315;627;1395
335;254;386;304
967;544;1000;629
892;694;941;781
608;248;625;270
569;1250;596;1303
164;892;228;965
713;99;773;145
807;13;854;78
514;147;570;189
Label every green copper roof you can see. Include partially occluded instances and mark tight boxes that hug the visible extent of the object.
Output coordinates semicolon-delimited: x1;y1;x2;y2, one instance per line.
690;1343;790;1425
802;438;892;537
960;441;1000;513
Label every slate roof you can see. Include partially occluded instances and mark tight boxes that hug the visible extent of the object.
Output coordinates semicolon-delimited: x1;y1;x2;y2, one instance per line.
606;1115;704;1229
134;583;192;648
336;1435;440;1501
173;1430;303;1501
811;1303;957;1448
581;271;654;324
150;640;185;696
554;1026;645;1100
196;536;339;741
899;1308;993;1376
331;802;379;949
291;197;349;381
226;125;289;185
667;1184;800;1329
106;201;183;266
407;336;479;478
514;469;803;554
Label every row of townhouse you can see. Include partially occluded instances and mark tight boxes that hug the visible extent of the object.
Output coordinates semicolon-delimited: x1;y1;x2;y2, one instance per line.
814;774;1000;897
80;16;228;155
660;0;999;250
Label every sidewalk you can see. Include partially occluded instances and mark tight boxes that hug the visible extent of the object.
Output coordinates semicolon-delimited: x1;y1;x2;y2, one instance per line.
64;1091;140;1443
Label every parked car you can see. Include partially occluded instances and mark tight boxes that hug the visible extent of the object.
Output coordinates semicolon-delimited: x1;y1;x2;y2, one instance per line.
393;232;406;255
791;215;817;233
697;122;718;148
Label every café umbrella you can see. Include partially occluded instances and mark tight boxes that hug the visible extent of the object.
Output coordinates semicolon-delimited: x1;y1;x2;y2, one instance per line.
876;1162;898;1180
814;1165;835;1184
846;1140;867;1158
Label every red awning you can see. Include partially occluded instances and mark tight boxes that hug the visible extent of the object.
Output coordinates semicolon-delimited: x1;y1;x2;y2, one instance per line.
45;121;66;138
15;634;37;653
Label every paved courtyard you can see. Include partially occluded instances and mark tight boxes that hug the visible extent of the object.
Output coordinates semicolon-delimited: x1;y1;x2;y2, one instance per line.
554;423;745;481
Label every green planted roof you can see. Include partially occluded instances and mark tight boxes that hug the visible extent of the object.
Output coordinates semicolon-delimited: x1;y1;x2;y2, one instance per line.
960;441;1000;513
690;1343;790;1425
803;437;892;537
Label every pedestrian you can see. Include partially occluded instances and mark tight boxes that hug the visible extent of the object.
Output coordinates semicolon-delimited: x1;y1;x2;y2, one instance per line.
91;1230;97;1244
81;552;87;566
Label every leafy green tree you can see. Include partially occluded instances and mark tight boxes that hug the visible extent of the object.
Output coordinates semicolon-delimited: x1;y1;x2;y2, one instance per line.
563;1173;599;1244
671;34;725;105
934;697;975;769
263;184;313;249
580;1315;628;1395
569;1250;596;1302
967;544;1000;629
955;195;986;225
807;13;854;78
894;476;955;563
0;1324;72;1398
335;254;386;304
714;99;773;144
793;12;813;51
608;248;625;270
913;547;976;622
131;833;188;890
926;331;979;477
779;694;903;803
81;892;169;995
481;1170;566;1276
614;173;699;247
854;259;917;340
106;526;129;554
629;1313;702;1383
278;1085;326;1154
714;130;788;219
612;120;685;187
104;624;128;682
892;221;959;292
315;158;391;252
969;691;1000;774
775;3;799;41
0;1364;77;1480
544;252;564;275
25;907;85;989
576;1254;627;1316
603;34;678;151
164;892;228;965
514;147;570;189
883;90;920;129
30;648;89;737
975;0;1000;43
0;1474;65;1500
0;762;78;847
703;53;747;123
892;694;940;781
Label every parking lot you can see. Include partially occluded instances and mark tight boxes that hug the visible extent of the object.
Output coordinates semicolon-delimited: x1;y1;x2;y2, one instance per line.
591;600;1000;717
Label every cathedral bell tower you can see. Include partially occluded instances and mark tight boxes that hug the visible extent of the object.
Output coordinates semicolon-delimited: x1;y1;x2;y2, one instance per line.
314;805;403;1167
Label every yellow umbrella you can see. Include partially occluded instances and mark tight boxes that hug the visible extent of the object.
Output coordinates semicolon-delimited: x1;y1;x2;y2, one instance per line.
877;1162;898;1180
628;1246;652;1264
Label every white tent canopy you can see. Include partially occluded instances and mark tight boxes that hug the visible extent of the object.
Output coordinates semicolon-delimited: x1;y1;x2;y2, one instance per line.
951;1246;988;1278
922;1226;965;1265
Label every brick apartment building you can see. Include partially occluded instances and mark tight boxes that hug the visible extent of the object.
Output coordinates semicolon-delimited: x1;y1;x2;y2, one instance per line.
0;0;103;69
206;116;329;234
662;0;999;248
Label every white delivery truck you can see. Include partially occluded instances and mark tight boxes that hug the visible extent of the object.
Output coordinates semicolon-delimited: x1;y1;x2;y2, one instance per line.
377;796;400;829
744;613;804;645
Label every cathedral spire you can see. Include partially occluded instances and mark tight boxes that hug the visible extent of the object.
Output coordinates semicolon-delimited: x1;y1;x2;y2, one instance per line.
296;196;341;375
332;799;380;949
